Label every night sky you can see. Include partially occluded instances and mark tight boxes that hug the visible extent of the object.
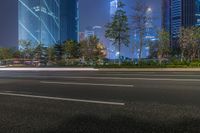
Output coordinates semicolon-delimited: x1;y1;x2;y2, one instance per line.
0;0;161;48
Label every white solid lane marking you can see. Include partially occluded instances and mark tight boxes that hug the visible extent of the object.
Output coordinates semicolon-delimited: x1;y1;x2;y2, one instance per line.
40;81;134;88
96;73;200;77
63;76;200;82
0;92;125;106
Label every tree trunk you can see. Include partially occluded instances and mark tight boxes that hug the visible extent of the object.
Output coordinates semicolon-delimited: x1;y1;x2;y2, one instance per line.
131;44;134;62
198;49;200;60
181;50;184;62
139;32;143;65
118;40;121;66
118;34;121;66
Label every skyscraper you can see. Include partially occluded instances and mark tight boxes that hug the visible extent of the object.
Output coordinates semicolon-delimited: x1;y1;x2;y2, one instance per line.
145;7;156;41
110;0;118;16
195;0;200;26
108;0;119;59
18;0;79;48
162;0;171;32
60;0;79;43
163;0;200;39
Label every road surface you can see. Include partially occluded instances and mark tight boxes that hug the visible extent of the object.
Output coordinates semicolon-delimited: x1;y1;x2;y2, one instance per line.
0;70;200;133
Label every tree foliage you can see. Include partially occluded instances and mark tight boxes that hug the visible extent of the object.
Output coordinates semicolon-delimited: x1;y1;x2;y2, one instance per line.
131;0;148;62
80;36;106;65
179;27;200;61
0;48;13;60
105;0;130;64
63;40;80;59
157;29;170;63
18;40;33;59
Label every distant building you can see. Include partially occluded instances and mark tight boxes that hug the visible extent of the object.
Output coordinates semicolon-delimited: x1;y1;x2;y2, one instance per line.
144;7;157;58
84;26;95;38
108;0;119;59
145;7;156;41
93;26;104;40
195;0;200;26
82;26;103;40
60;0;79;43
162;0;200;40
162;0;171;32
79;32;85;41
110;0;118;16
18;0;79;49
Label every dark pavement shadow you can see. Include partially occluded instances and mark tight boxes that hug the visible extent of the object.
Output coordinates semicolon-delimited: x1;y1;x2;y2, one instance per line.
47;114;200;133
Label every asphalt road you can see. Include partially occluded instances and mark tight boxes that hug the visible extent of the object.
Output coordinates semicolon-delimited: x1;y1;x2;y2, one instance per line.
0;71;200;133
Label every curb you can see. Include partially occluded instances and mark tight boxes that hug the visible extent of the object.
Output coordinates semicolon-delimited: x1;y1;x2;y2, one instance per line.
0;68;99;71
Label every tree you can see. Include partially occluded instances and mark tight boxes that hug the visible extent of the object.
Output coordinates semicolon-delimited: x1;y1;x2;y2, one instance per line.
192;27;200;60
179;27;200;61
63;40;80;59
0;48;13;65
149;41;158;59
47;46;56;64
12;50;21;59
34;44;48;66
0;48;13;60
131;0;148;63
18;40;33;59
157;29;170;63
80;36;106;65
179;27;191;61
54;43;63;64
62;40;81;65
96;42;107;64
105;0;130;65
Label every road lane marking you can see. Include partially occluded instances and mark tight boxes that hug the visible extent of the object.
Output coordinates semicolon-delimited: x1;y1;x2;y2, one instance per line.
0;92;125;106
96;73;200;77
40;81;134;88
1;75;200;82
62;77;200;82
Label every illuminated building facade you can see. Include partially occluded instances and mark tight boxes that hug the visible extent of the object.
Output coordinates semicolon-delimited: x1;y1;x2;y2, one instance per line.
196;0;200;26
163;0;200;38
110;0;118;16
162;0;171;32
18;0;79;48
108;0;119;59
60;0;79;43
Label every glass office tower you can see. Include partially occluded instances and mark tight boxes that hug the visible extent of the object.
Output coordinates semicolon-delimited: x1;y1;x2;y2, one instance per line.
18;0;60;47
60;0;79;43
162;0;171;32
170;0;200;38
196;0;200;26
18;0;79;48
170;0;182;38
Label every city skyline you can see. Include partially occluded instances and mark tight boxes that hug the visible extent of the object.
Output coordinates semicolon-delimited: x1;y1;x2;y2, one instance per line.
0;0;161;48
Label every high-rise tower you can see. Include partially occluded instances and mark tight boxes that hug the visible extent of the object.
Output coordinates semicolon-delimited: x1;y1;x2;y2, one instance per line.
110;0;118;16
18;0;79;48
162;0;171;32
162;0;200;44
60;0;79;43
